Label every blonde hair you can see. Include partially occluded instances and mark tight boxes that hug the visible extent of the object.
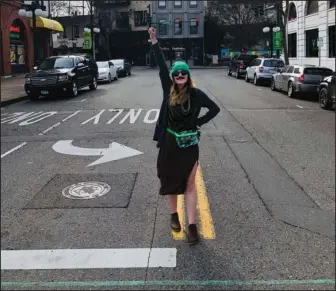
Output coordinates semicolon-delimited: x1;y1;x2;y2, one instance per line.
169;77;195;106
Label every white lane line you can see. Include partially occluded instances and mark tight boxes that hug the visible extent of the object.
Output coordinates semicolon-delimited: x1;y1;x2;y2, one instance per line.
61;110;81;122
1;142;28;159
80;98;87;102
1;248;177;270
296;105;304;109
38;122;61;135
38;110;81;136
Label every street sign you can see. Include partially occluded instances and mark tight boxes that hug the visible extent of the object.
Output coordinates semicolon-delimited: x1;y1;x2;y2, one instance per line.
317;37;323;47
83;31;92;50
273;31;282;50
52;140;143;167
160;20;173;24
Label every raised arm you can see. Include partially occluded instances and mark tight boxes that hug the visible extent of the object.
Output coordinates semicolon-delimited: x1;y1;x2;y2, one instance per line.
195;89;220;127
148;27;172;93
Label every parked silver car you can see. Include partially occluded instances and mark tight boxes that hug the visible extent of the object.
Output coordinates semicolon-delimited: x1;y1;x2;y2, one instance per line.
270;65;334;98
245;58;285;85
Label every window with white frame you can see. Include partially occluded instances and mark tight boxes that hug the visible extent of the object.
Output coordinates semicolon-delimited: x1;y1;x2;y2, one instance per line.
158;0;166;9
174;1;182;8
305;29;318;57
159;19;168;35
306;0;318;15
174;18;182;35
190;1;197;8
329;25;335;57
190;18;198;35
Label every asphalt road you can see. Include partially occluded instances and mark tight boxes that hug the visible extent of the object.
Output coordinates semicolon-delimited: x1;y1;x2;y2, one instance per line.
1;68;335;290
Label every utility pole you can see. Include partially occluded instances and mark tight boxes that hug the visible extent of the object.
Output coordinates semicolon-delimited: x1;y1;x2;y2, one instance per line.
90;0;94;59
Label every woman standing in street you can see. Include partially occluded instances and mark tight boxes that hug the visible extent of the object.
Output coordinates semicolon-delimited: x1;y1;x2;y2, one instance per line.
149;27;220;245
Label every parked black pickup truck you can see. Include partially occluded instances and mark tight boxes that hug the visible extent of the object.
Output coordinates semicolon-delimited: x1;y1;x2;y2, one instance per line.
24;55;98;100
318;72;336;110
227;54;258;79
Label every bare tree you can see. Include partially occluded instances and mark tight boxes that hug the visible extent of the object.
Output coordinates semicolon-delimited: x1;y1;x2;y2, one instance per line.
49;1;76;17
274;0;290;64
206;0;274;50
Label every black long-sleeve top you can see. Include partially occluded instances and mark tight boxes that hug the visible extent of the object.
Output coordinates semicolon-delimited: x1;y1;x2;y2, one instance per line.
151;42;220;147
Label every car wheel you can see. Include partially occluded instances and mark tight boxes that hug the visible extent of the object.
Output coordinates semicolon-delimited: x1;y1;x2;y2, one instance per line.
89;76;97;90
270;78;277;91
319;87;333;110
245;74;249;82
253;74;259;86
108;74;112;83
69;81;78;97
287;81;295;98
227;67;232;76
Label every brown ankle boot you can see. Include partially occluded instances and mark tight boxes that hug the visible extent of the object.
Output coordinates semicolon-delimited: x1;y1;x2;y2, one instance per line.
171;212;181;232
187;224;199;245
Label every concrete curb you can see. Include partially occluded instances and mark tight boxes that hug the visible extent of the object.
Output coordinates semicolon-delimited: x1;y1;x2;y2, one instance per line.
1;95;28;107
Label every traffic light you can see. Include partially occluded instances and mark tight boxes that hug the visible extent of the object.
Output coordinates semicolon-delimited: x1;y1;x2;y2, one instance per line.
178;18;182;29
195;18;199;27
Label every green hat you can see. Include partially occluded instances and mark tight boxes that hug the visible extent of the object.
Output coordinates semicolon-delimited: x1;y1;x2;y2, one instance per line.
171;61;191;75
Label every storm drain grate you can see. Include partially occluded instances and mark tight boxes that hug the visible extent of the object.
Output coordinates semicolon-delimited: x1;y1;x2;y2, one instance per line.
24;173;137;209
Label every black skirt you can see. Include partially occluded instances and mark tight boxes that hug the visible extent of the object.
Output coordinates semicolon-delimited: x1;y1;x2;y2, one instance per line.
157;132;199;195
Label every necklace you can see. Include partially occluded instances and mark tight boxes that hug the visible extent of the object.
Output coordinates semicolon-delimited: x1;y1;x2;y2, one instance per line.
180;94;190;115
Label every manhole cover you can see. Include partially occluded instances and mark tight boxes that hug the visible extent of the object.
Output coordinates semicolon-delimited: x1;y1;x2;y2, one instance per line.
62;182;111;200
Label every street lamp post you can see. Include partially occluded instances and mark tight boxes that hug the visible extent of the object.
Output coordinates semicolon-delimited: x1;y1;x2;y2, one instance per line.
18;1;49;67
84;27;100;60
263;25;281;58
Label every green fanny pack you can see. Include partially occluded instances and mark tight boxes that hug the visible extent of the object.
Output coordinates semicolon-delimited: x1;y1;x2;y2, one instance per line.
167;128;199;148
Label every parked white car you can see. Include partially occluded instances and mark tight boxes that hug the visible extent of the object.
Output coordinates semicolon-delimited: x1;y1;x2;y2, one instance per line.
97;61;118;83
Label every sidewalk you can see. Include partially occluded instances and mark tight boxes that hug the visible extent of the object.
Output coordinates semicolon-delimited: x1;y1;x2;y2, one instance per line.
1;75;27;106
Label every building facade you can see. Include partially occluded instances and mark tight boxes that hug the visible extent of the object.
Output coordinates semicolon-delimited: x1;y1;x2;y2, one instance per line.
52;15;92;55
1;0;63;76
285;0;335;70
151;0;205;66
95;0;151;65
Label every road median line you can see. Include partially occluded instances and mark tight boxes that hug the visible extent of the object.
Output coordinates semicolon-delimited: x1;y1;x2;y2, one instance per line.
172;165;215;240
196;166;216;239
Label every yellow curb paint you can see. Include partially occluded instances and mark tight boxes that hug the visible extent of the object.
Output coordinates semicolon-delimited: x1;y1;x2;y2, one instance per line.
172;195;186;240
196;166;216;239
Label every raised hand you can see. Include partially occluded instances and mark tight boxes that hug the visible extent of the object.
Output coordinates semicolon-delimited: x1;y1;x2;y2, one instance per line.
148;27;158;44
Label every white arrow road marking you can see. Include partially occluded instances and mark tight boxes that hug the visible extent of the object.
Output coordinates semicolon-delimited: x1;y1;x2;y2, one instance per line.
52;140;143;167
1;248;177;269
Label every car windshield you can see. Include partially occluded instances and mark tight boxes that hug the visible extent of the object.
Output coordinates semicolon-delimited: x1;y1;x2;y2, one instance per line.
112;60;123;66
303;68;334;76
97;62;109;68
263;60;285;67
40;58;74;69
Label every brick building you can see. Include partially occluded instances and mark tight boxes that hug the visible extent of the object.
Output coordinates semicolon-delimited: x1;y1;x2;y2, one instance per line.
0;0;63;76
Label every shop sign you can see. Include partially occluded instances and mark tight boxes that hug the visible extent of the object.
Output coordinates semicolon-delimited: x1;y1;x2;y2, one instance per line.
272;31;282;50
10;26;21;40
83;31;92;50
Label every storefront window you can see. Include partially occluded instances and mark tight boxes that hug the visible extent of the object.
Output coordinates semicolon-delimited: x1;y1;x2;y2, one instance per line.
329;25;335;57
288;33;297;57
159;20;168;35
190;18;198;35
9;19;26;67
305;29;318;57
